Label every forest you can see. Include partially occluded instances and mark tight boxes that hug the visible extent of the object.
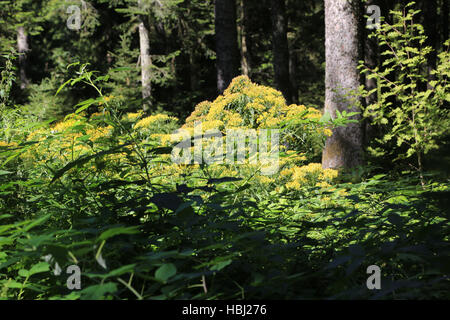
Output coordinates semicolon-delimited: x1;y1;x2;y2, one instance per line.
0;0;449;300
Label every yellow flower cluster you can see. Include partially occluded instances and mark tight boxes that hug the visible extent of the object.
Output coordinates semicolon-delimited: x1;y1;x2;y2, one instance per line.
86;125;113;142
171;76;340;192
90;110;110;118
16;77;339;196
0;141;18;148
280;163;338;190
279;150;307;167
135;114;178;129
98;95;115;106
185;101;211;126
183;76;331;140
52;115;84;133
123;111;143;122
256;175;275;185
23;114;114;167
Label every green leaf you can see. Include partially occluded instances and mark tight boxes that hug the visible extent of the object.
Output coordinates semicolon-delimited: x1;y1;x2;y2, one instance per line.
210;259;232;271
97;226;140;242
29;262;50;276
22;214;51;232
155;263;177;283
80;282;118;300
74;98;102;114
0;279;23;289
320;112;332;123
55;79;72;96
18;269;29;278
51;143;132;183
85;264;136;279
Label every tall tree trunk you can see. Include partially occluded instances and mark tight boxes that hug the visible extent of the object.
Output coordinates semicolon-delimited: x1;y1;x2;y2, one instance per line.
215;0;239;94
322;0;364;169
138;0;152;113
443;0;449;42
17;26;29;90
237;0;250;77
287;14;298;104
289;47;298;104
189;54;198;92
271;0;293;105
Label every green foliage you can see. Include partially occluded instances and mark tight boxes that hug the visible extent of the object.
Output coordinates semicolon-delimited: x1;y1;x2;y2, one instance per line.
0;65;449;300
0;1;449;301
0;50;16;111
359;2;450;178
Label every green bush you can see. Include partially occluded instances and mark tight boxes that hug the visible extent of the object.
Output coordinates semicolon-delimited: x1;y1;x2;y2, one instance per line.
359;2;450;184
0;62;448;300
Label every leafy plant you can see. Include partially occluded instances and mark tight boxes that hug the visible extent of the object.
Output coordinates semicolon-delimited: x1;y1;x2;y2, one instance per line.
1;62;448;301
359;2;450;185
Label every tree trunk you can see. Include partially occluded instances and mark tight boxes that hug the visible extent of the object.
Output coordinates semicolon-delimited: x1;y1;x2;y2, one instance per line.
288;14;298;105
17;26;29;90
271;0;293;105
138;0;152;113
215;0;239;94
289;47;298;104
322;0;364;169
237;0;250;77
443;0;449;43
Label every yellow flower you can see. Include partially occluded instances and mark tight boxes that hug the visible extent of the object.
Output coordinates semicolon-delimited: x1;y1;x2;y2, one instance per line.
86;125;113;142
151;133;179;146
286;180;301;190
90;110;110;119
202;120;224;131
123;112;143;122
135;114;178;129
99;95;115;105
256;175;274;184
0;141;17;148
323;168;339;180
281;163;339;191
224;111;243;127
223;75;252;95
316;181;331;188
245;102;266;113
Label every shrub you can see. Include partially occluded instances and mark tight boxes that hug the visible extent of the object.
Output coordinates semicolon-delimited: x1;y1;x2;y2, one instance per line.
359;2;450;184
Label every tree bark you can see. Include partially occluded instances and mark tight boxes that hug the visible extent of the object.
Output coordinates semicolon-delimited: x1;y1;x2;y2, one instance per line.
17;26;30;90
287;14;298;105
215;0;239;94
271;0;293;105
138;0;152;113
289;47;298;104
443;0;449;43
322;0;364;169
237;0;250;77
